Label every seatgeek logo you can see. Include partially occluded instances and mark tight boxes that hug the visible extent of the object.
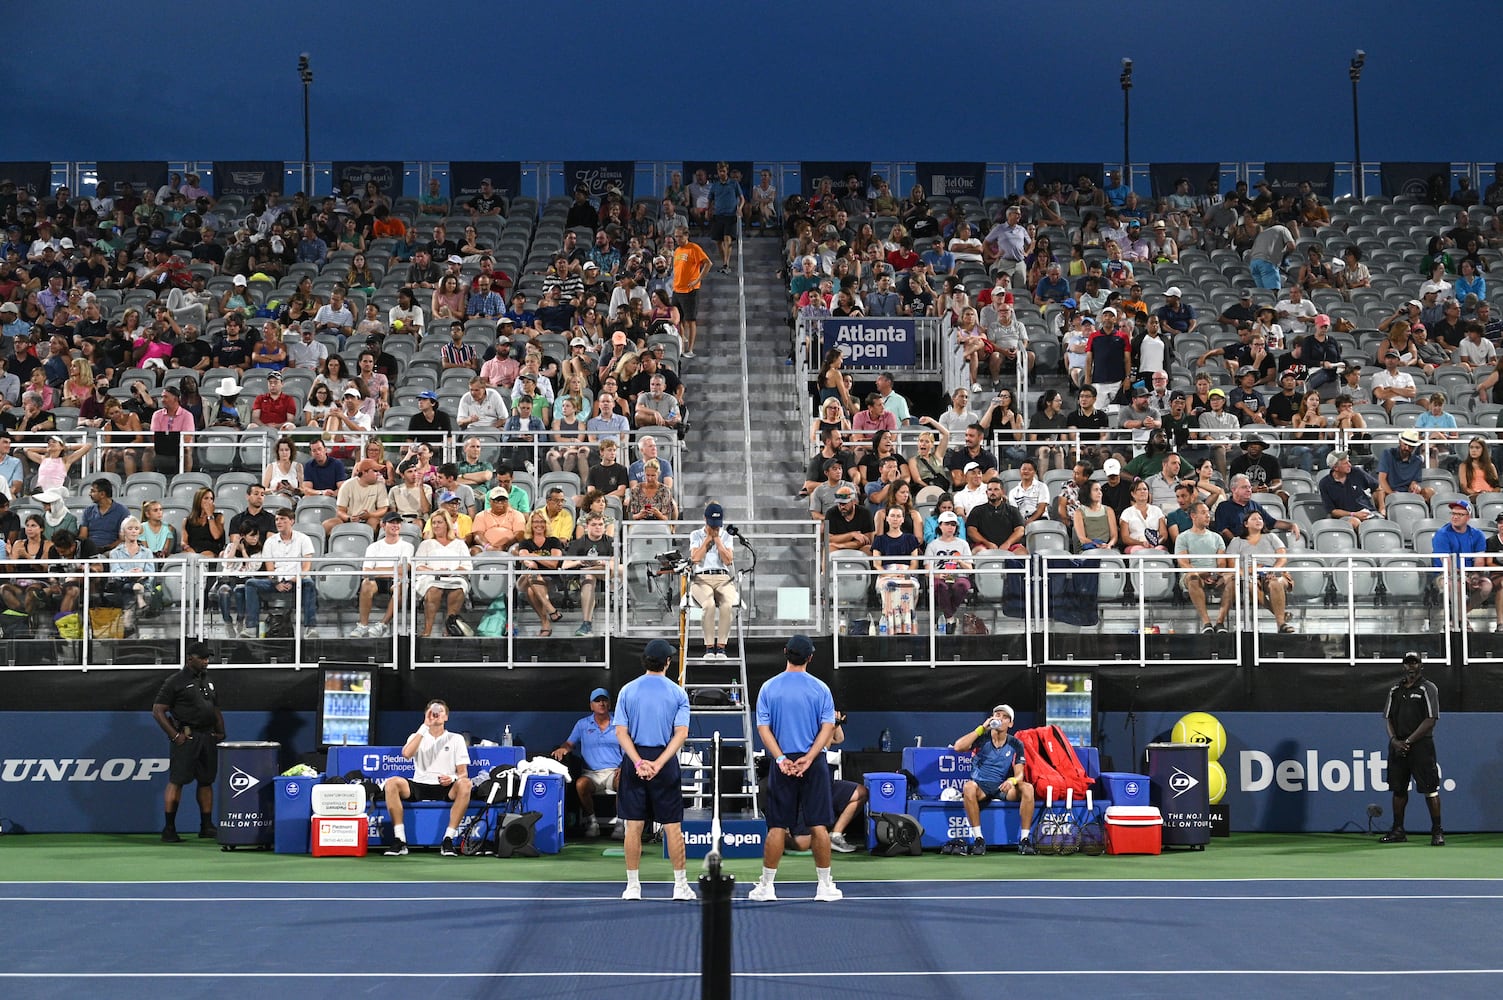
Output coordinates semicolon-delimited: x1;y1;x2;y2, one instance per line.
1239;749;1456;793
2;758;168;782
683;830;763;848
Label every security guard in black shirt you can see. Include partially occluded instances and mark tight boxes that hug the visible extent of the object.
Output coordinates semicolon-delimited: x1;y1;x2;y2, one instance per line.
151;642;225;843
1380;651;1445;846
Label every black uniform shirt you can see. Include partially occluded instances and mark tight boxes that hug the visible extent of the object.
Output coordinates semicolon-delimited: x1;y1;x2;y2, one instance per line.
1385;677;1438;744
155;668;219;728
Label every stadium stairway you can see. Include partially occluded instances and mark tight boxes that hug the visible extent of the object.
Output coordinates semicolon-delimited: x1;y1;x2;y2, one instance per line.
684;233;813;604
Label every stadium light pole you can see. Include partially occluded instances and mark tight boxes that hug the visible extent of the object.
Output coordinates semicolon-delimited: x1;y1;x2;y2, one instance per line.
1119;58;1133;187
298;53;313;195
1349;50;1366;199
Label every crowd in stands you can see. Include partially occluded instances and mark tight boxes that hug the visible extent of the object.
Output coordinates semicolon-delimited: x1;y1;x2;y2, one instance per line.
0;165;757;641
795;169;1503;634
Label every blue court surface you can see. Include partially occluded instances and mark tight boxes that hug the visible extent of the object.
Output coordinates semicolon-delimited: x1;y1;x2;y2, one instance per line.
2;878;1499;999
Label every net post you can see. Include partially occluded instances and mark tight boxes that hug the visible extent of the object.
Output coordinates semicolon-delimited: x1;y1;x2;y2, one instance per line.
699;730;733;999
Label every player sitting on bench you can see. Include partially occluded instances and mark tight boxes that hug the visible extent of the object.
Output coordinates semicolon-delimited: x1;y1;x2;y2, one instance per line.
383;700;472;857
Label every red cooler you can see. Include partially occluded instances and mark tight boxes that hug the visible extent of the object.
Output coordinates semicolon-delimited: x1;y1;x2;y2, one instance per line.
1103;805;1163;855
311;816;369;857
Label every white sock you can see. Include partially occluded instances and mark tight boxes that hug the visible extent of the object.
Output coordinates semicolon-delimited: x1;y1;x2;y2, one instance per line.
816;866;833;884
760;866;778;884
444;826;457;838
1020;829;1031;841
393;823;405;841
673;870;689;886
969;826;982;840
626;870;641;887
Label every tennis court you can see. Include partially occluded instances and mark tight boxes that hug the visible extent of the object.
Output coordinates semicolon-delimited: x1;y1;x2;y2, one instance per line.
3;866;1499;999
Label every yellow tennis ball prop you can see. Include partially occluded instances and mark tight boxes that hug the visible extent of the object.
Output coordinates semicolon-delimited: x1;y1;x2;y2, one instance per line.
1171;711;1226;762
392;319;404;330
1207;760;1227;805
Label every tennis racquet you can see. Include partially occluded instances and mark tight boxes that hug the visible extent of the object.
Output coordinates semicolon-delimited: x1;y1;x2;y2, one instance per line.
1077;789;1106;856
1034;788;1081;856
456;764;515;856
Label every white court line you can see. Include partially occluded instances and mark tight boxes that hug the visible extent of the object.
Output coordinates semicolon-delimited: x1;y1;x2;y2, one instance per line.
0;970;1499;979
7;875;1503;885
4;893;1502;903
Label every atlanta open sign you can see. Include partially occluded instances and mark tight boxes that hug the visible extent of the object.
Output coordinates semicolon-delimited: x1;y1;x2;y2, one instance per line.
821;318;917;367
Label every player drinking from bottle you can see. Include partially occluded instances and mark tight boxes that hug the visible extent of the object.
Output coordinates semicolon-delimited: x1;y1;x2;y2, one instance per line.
947;704;1037;856
383;700;472;857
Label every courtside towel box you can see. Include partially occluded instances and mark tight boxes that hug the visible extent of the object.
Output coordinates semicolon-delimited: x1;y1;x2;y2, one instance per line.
311;783;366;817
1104;805;1162;855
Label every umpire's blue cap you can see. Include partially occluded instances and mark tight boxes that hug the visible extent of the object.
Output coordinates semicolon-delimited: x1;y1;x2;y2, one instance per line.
786;634;816;660
644;638;675;660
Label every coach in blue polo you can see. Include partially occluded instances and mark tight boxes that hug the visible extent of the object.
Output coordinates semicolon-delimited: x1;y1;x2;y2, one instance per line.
615;638;694;902
749;634;843;902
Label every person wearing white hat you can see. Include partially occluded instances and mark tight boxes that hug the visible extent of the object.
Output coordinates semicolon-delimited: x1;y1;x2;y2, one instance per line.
205;377;245;429
23;436;94;494
1375;430;1436;513
323;384;372;458
947;704;1037;856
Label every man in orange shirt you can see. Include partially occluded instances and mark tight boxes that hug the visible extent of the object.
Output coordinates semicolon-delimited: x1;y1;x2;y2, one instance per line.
468;488;527;555
671;225;712;359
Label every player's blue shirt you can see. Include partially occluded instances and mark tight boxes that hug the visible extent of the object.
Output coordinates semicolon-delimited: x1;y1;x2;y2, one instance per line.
971;734;1025;787
567;714;623;771
615;672;690;747
756;670;836;755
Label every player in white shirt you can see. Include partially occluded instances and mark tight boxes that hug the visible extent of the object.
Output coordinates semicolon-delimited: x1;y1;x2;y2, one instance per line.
352;513;415;639
383;699;473;857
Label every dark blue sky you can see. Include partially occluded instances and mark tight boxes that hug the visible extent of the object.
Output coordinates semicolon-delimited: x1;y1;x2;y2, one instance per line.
8;0;1498;163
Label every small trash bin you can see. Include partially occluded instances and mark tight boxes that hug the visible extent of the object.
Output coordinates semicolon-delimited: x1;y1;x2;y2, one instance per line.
216;741;280;850
1146;741;1210;849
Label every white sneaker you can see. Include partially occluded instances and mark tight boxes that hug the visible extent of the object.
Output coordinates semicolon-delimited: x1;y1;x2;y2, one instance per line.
815;881;843;902
829;832;857;853
672;882;697;902
349;624;370;639
584;819;600;838
371;622;390;638
748;882;777;901
621;883;642;901
304;626;319;639
237;627;257;639
682;350;696;359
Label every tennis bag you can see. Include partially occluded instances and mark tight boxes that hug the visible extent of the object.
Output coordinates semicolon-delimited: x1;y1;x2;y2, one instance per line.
1015;725;1095;802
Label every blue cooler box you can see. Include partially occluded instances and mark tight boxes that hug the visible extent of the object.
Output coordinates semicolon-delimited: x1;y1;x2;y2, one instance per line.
863;771;908;849
1099;771;1149;806
520;772;565;854
274;776;319;854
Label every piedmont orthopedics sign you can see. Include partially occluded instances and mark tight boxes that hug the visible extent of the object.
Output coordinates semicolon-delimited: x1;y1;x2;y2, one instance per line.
820;318;917;367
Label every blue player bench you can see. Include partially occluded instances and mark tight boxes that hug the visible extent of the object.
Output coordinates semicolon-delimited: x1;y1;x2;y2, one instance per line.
322;745;564;852
864;746;1128;849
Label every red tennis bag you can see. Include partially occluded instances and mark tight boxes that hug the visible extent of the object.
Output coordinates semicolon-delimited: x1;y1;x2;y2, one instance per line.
1015;725;1095;801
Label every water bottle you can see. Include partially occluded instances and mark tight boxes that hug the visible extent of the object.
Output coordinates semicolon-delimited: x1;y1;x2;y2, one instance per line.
839;616;848;636
878;617;888;637
880;728;892;752
729;686;741;708
502;725;513;747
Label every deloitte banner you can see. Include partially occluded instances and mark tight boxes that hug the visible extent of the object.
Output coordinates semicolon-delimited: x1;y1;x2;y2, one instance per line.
819;317;916;367
1098;711;1503;832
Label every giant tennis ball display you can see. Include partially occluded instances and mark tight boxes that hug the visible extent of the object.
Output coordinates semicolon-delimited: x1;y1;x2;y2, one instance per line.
1207;760;1227;805
1171;711;1226;762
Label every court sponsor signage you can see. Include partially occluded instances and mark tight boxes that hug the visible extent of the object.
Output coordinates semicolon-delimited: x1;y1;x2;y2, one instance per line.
676;816;767;858
916;162;985;200
1099;711;1503;832
820;318;917;367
